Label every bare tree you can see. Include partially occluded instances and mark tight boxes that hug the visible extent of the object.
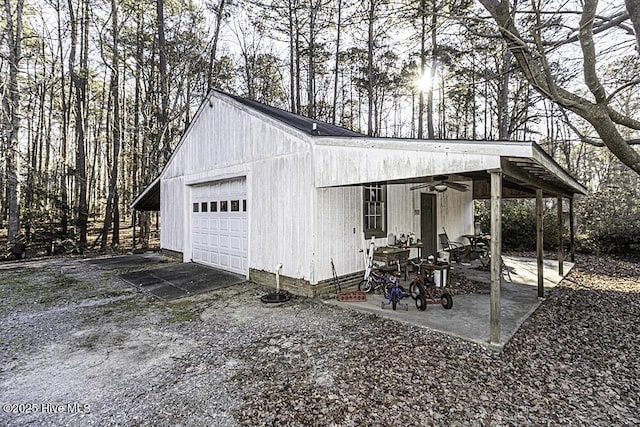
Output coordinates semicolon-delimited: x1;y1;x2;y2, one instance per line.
207;0;228;93
100;0;120;250
3;0;24;242
157;0;170;162
479;0;640;175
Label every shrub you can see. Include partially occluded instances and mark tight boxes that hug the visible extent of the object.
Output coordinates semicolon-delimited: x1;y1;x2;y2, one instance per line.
475;200;564;252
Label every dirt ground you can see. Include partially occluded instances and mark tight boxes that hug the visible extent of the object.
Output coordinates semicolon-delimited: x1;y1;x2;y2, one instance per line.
0;255;638;426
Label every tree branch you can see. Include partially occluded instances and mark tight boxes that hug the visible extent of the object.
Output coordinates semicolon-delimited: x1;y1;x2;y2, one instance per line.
562;108;640;147
479;0;640;175
606;78;640;103
607;106;640;130
579;0;608;104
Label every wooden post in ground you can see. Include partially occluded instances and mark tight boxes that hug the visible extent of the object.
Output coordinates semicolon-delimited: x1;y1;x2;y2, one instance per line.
569;197;575;263
490;170;502;345
557;196;564;276
536;189;544;298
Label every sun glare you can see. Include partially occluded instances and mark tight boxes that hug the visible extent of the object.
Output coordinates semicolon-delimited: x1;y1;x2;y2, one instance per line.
415;74;432;92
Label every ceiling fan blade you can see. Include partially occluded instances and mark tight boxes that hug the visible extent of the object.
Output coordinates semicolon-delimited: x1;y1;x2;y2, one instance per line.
410;183;433;191
445;182;469;192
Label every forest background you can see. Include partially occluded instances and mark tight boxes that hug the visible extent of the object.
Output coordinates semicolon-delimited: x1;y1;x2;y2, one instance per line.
1;0;639;256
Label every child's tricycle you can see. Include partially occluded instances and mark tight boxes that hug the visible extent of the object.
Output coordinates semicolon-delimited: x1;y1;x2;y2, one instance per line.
408;257;453;311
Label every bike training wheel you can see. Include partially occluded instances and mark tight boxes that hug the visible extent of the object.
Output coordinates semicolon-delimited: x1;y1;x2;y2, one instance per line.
441;293;453;309
358;279;372;293
392;292;399;310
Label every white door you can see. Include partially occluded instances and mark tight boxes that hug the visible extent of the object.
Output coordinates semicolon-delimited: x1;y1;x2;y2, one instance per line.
191;177;248;275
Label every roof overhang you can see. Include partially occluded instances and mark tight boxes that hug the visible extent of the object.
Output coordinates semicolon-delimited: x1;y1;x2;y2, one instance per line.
131;177;160;211
312;138;586;198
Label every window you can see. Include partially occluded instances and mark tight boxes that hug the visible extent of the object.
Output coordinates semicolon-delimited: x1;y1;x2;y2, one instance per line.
193;203;199;213
210;201;218;212
220;201;228;212
231;200;240;212
243;200;247;212
201;202;208;212
363;184;386;238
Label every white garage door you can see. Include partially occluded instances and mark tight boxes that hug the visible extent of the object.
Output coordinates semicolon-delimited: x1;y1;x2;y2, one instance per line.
191;177;248;275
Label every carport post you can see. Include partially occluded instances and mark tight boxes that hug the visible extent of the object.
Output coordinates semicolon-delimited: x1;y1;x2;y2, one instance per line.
569;197;575;263
536;189;544;298
490;170;502;345
557;196;564;276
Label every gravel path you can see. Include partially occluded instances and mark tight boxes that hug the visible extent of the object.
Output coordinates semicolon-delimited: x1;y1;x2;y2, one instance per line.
0;255;638;426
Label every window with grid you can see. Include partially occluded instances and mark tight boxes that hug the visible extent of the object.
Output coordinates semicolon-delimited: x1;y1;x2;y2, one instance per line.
363;184;386;238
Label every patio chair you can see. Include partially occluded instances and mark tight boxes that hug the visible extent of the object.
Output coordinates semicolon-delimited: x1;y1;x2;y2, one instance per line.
479;253;512;281
438;230;466;263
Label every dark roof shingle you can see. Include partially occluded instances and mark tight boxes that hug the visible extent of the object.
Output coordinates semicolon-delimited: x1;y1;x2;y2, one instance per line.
218;90;366;137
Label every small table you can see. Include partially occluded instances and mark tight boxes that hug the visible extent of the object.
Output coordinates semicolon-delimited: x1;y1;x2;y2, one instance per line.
373;247;410;280
461;234;490;250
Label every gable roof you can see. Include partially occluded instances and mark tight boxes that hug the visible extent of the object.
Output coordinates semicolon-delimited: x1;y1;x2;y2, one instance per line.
132;91;586;211
217;90;366;138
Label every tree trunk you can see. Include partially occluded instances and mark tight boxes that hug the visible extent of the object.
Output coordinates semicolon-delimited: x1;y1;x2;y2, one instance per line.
294;5;302;114
101;0;120;251
426;1;436;139
367;0;375;136
498;48;511;140
307;0;316;119
68;0;89;253
157;0;170;163
417;0;426;139
56;0;70;237
3;0;24;241
207;0;226;93
288;0;296;113
331;0;342;125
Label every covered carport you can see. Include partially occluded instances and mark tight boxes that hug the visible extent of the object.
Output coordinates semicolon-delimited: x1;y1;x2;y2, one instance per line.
313;137;587;346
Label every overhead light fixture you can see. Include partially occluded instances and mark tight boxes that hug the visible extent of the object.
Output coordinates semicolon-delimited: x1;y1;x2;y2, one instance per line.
434;183;448;192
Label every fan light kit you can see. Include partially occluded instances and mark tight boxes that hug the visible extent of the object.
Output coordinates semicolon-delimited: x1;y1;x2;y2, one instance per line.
433;183;448;192
409;176;469;193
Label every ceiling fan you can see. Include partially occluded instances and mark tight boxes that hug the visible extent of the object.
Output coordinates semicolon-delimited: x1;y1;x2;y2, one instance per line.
410;175;469;193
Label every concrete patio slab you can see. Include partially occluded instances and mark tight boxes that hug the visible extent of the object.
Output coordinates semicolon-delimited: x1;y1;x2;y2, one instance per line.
326;257;573;350
83;252;167;269
119;262;246;300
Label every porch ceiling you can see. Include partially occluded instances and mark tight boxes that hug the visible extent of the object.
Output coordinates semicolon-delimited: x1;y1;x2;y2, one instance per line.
312;138;586;197
131;177;160;211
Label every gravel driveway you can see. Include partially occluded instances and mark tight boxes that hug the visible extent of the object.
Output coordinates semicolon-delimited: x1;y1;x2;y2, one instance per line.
0;255;638;426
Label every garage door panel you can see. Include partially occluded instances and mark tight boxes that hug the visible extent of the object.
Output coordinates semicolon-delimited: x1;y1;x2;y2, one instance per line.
230;256;242;270
219;254;230;267
229;236;242;250
191;177;248;275
230;219;239;232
